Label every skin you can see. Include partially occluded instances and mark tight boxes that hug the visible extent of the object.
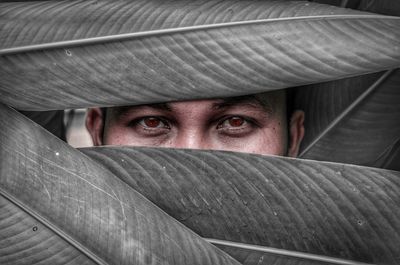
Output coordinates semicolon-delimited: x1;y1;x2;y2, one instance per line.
86;91;305;157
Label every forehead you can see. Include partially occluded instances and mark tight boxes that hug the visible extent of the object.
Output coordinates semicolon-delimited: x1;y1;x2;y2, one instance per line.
108;91;285;116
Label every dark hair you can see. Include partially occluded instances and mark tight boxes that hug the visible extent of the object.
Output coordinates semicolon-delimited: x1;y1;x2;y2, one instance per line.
101;107;107;140
286;87;296;123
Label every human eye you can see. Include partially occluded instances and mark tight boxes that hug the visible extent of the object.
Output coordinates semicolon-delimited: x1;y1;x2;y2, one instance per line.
131;116;171;135
139;117;169;128
216;116;255;136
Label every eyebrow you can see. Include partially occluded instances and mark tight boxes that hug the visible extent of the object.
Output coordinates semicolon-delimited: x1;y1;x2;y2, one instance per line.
212;95;274;113
111;102;171;117
110;94;274;118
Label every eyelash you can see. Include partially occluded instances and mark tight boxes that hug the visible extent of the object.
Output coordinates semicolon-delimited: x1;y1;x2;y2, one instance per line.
130;116;170;130
216;116;257;133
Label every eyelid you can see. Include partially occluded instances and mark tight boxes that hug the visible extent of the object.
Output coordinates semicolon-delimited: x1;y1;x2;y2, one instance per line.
131;116;171;129
217;115;256;124
216;115;257;129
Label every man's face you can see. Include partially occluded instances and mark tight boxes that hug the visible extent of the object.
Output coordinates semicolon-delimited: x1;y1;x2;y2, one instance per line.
86;91;304;157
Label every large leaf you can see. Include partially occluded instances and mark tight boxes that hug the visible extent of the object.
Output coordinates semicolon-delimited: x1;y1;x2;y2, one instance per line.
295;69;400;170
1;1;400;264
81;146;400;264
0;103;240;265
295;71;381;152
1;0;400;110
0;196;97;265
210;241;371;265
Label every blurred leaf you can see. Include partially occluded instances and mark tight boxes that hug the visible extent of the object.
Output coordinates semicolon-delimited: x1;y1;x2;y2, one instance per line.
1;0;400;110
358;0;400;16
0;103;240;265
296;69;400;170
81;146;400;264
373;137;400;171
309;0;344;7
309;0;361;8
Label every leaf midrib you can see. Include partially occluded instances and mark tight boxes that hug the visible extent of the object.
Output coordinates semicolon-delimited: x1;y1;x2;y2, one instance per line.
0;188;108;265
206;238;376;265
1;14;399;55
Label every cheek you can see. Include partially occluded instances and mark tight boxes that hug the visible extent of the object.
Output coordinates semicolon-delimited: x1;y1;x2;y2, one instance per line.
252;135;286;156
213;124;287;156
255;123;287;156
103;125;169;147
103;126;140;146
239;134;286;155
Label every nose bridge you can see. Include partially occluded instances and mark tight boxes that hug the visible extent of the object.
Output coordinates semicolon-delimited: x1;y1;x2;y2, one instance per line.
175;128;206;150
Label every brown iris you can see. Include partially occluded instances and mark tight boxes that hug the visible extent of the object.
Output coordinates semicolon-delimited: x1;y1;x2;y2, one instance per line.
143;117;161;128
228;117;245;127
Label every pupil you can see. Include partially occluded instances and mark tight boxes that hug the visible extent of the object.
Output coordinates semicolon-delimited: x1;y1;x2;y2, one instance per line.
229;117;244;127
144;118;160;127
